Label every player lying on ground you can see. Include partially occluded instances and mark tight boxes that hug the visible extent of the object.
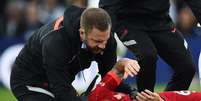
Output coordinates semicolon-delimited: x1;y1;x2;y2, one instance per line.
88;58;201;101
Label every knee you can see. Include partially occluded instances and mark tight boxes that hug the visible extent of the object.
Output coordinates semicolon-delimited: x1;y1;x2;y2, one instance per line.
186;66;196;77
138;48;158;63
135;49;158;74
180;64;195;79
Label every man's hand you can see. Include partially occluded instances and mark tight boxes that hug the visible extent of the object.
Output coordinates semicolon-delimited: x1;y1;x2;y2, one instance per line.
113;58;140;79
136;89;164;101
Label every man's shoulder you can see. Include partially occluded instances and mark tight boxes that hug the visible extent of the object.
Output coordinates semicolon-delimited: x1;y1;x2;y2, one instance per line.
63;5;85;24
63;5;85;33
64;5;85;14
38;26;61;43
41;28;66;46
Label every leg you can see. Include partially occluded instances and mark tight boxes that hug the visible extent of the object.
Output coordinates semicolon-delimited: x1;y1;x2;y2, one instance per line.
10;64;55;101
116;25;158;92
150;29;195;91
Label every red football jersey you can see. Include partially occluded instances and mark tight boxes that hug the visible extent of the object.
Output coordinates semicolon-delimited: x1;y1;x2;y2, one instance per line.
88;71;201;101
88;71;133;101
159;91;201;101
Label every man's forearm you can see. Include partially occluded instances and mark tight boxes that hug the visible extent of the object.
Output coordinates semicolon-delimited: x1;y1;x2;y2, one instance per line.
111;66;136;94
111;67;124;78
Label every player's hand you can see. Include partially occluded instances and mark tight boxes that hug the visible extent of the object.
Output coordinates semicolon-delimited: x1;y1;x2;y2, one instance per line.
113;58;140;78
136;89;164;101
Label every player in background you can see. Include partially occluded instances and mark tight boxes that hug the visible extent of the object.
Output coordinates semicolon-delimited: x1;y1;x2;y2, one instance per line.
99;0;201;92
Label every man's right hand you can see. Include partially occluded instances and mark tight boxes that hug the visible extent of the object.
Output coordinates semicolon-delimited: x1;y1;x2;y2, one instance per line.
113;58;140;79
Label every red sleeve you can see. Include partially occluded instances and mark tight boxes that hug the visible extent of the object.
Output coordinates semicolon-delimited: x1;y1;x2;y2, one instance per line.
88;71;132;101
101;71;122;90
159;91;201;101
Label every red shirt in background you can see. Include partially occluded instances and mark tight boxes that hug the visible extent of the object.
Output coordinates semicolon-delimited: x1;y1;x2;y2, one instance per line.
159;91;201;101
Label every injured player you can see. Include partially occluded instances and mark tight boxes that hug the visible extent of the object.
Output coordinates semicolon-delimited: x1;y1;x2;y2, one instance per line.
73;58;201;101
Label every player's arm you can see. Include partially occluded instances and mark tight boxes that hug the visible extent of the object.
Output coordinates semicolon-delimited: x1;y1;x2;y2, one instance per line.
100;58;140;91
112;58;140;78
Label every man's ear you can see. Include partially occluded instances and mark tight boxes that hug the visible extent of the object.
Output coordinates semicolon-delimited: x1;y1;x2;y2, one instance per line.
79;28;85;41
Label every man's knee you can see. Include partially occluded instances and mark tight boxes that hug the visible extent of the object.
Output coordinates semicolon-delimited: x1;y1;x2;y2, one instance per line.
139;47;157;60
181;65;195;79
136;47;158;70
136;48;158;79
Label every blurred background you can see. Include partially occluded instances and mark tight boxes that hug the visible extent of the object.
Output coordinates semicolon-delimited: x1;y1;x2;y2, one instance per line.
0;0;200;100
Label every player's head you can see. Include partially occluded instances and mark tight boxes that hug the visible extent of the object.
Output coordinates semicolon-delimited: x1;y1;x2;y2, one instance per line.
79;8;112;54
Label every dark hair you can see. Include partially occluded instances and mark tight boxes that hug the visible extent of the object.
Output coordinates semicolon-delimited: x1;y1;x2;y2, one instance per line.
80;8;112;33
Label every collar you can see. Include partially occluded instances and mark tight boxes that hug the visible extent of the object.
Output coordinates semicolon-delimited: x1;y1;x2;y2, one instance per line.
81;42;87;49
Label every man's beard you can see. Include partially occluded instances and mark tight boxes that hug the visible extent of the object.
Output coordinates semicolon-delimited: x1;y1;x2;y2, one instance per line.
83;40;104;55
87;45;104;55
